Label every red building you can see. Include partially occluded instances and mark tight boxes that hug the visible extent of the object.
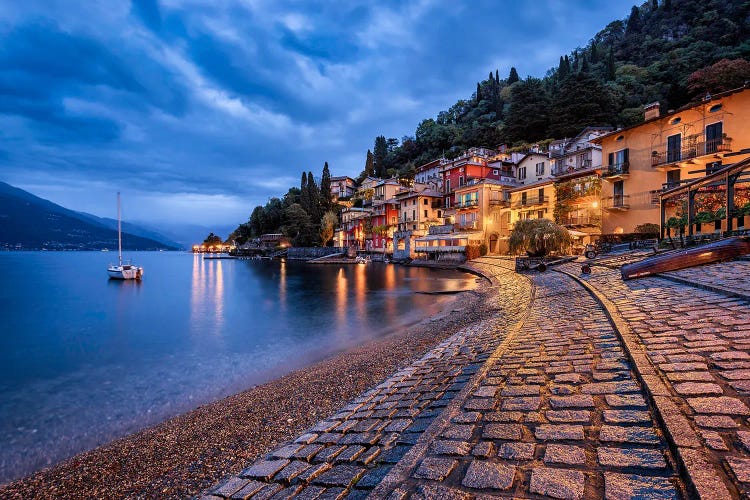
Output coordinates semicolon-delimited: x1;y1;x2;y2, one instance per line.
442;147;503;209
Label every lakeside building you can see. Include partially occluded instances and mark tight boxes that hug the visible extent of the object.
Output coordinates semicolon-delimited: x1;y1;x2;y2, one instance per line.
337;207;372;249
595;86;750;235
330;176;356;202
509;179;556;227
414;158;448;190
392;184;444;260
441;147;499;210
549;127;612;245
367;179;402;254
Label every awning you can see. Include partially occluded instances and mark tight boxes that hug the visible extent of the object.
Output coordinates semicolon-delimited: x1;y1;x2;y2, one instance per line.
567;230;589;237
415;232;481;242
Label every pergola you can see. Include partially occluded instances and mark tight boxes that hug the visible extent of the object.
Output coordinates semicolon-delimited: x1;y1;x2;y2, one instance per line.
659;153;750;239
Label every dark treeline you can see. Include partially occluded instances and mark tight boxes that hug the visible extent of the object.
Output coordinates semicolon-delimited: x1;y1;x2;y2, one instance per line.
359;0;750;180
230;162;337;246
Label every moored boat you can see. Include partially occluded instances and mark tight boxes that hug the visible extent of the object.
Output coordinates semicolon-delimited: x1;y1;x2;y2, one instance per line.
621;236;750;280
107;192;144;280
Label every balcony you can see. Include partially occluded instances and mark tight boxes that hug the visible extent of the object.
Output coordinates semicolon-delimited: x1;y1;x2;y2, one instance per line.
456;199;479;210
601;162;629;180
512;195;549;208
552;159;595;177
601;195;630;211
560;215;599;227
489;198;510;207
651;137;732;170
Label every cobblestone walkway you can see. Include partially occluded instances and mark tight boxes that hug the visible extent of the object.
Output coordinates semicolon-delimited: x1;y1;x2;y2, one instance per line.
561;259;750;498
200;268;531;500
373;271;683;499
662;260;750;299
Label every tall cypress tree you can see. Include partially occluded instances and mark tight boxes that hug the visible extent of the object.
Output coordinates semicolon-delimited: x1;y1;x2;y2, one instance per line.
300;172;310;215
306;171;320;223
320;161;333;213
373;136;388;178
606;46;616;80
508;67;519;84
365;149;374;176
476;82;482;102
558;56;569;78
626;5;641;34
495;69;499;82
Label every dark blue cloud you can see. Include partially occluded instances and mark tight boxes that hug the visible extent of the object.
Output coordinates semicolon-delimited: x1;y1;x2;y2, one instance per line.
0;0;637;227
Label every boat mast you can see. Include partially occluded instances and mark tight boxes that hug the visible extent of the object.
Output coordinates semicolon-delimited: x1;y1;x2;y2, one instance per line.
117;192;122;266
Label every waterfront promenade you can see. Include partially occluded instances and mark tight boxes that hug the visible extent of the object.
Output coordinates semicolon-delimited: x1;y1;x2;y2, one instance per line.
201;254;750;499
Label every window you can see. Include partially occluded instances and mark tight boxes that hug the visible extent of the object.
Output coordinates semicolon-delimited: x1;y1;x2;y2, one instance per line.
459;175;465;187
535;162;544;176
521;192;527;205
518;167;526;180
446;179;451;192
423;209;428;218
437;210;442;218
613;181;624;207
412;210;415;220
413;199;416;206
423;198;428;205
670;117;681;125
706;122;723;153
666;169;680;189
608;149;629;169
538;188;544;201
391;216;396;224
709;104;722;113
667;134;681;162
616;135;624;141
537;210;544;219
493;169;499;175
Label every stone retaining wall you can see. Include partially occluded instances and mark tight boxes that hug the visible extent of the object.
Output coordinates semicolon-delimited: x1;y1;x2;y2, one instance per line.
286;247;343;260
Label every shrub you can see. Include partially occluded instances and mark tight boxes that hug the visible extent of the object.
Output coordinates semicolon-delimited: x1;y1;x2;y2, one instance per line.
465;244;481;260
479;243;488;256
508;219;572;255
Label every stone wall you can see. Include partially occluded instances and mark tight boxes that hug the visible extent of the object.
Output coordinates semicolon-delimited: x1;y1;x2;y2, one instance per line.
287;247;343;260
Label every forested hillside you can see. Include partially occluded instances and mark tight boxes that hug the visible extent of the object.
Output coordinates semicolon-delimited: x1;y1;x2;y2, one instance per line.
362;0;750;179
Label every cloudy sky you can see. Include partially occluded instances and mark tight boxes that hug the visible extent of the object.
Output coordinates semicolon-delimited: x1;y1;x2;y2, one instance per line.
0;0;635;230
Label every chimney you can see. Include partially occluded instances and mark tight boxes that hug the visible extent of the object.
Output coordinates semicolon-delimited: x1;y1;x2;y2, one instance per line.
644;101;660;121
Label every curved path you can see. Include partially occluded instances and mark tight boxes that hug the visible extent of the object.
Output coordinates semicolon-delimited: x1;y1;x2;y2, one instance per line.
202;256;750;499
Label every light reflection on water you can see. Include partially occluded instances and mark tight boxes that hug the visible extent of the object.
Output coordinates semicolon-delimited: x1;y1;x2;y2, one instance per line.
0;252;476;483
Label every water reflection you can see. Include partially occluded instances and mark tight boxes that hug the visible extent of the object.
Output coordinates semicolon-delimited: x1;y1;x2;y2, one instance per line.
279;259;287;312
189;255;226;337
335;267;347;334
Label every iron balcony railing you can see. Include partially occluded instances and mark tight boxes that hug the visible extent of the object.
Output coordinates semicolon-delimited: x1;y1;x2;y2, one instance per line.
489;199;510;207
512;195;549;208
552;159;594;176
456;199;479;208
560;215;599;226
651;137;732;167
601;194;630;209
601;162;629;178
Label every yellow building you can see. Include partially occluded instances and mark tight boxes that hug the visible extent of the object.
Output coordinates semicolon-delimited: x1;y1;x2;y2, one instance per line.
509;180;556;228
595;86;750;235
453;179;512;253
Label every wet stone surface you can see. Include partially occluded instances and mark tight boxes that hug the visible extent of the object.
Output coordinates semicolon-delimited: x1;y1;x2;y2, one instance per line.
562;258;750;498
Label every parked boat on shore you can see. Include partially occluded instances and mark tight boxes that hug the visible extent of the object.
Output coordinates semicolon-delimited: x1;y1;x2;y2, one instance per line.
621;236;750;280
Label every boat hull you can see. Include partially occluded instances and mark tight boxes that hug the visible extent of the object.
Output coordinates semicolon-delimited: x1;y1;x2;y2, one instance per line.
107;266;143;280
621;236;750;280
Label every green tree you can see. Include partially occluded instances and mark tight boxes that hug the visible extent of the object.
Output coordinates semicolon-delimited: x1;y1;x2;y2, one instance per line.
320;210;338;246
249;206;265;236
508;67;520;84
320;162;333;213
504;77;550;143
548;72;614;138
365;149;374;176
373;135;388;178
203;232;223;246
306;171;321;223
508;219;572;256
300;172;309;214
283;203;313;246
626;5;641;34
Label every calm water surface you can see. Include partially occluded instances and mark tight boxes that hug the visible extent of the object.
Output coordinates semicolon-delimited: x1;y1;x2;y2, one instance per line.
0;251;476;482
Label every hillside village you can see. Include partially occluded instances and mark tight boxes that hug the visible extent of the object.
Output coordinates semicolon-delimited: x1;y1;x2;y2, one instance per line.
322;85;750;261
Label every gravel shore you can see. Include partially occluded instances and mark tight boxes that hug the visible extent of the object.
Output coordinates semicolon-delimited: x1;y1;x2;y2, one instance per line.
0;280;492;499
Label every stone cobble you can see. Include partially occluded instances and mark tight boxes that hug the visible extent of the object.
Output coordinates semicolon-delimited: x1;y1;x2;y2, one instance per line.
199;266;531;499
378;270;683;499
563;258;750;497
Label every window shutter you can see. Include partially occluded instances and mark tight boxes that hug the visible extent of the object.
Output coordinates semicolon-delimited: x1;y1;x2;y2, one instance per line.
608;152;614;166
623;148;629;164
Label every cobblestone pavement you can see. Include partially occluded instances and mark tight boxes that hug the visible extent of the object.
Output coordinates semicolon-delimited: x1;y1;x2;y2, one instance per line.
662;260;750;299
560;259;750;498
374;269;683;499
199;267;532;500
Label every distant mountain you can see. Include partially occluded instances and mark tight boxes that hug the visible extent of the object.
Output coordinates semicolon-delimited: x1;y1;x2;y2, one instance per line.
72;212;183;249
0;181;181;251
142;222;238;248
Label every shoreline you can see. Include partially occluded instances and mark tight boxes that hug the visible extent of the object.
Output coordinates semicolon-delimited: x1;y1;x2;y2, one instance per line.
0;277;493;499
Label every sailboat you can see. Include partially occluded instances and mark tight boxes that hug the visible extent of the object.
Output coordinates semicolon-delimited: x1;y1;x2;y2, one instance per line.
107;192;144;280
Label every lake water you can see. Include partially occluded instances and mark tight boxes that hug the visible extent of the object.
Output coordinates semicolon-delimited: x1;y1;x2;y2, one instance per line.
0;251;476;483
